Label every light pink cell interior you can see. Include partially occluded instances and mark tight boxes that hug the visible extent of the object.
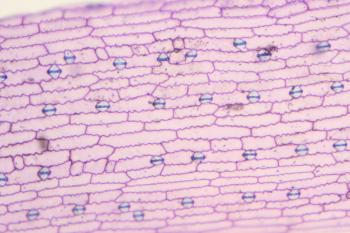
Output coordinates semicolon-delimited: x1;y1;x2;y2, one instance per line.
1;0;350;233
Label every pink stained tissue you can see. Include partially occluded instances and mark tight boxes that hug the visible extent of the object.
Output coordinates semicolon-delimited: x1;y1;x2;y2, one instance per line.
1;0;350;232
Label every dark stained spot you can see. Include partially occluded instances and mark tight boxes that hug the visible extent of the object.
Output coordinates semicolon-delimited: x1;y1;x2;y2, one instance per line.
37;137;49;151
224;103;244;111
257;45;278;54
265;45;278;53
